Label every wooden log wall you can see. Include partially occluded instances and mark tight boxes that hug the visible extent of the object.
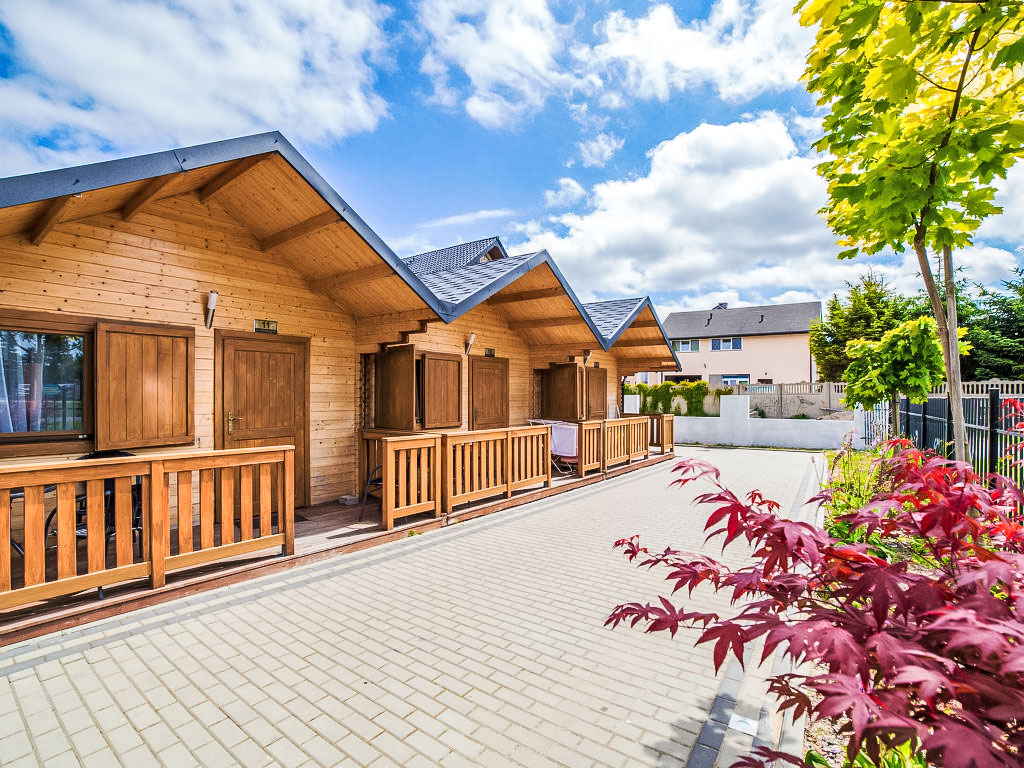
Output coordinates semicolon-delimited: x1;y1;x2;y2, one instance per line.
357;304;534;428
0;193;358;504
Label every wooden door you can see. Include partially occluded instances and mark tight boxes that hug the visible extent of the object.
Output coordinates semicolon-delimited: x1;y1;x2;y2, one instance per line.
217;332;309;507
470;357;509;430
586;367;608;419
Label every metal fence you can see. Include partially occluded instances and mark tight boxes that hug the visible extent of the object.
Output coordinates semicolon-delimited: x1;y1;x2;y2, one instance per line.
896;389;1023;490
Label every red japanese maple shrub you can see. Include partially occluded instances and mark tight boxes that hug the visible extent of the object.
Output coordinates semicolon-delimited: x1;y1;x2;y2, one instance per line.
608;435;1024;768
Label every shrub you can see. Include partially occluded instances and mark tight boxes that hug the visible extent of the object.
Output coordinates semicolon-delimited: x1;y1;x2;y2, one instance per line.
672;403;683;416
608;434;1024;768
789;413;811;419
675;380;710;416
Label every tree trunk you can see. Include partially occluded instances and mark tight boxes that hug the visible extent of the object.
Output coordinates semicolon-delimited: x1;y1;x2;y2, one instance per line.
942;245;969;461
912;236;967;460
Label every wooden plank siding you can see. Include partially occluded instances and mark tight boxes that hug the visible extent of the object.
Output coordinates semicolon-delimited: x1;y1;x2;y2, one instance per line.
0;193;359;505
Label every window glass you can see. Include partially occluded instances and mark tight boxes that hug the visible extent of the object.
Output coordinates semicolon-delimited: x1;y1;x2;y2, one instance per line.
0;331;85;434
711;338;721;351
732;337;742;350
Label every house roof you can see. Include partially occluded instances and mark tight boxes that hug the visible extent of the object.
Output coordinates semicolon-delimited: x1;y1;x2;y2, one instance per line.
662;301;822;339
0;133;676;364
402;237;505;276
583;298;646;339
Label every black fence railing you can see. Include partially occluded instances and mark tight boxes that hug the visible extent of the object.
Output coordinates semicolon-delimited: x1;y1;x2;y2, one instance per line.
897;389;1023;490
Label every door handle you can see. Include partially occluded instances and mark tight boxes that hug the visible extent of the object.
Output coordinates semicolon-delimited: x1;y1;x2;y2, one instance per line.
227;411;244;435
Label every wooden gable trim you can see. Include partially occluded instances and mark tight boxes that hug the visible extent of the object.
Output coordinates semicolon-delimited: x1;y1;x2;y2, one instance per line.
610;338;672;348
260;210;340;251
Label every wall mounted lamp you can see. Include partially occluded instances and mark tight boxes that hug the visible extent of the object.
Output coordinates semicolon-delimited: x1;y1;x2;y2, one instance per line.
465;333;476;355
205;291;219;329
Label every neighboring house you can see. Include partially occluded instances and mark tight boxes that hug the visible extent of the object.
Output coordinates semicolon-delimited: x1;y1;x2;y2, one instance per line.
659;301;822;386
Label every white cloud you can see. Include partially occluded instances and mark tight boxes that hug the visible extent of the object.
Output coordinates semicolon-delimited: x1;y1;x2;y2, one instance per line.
417;0;572;128
544;178;586;208
977;166;1024;246
577;132;624;167
582;0;812;103
512;113;855;300
0;0;390;173
419;208;515;228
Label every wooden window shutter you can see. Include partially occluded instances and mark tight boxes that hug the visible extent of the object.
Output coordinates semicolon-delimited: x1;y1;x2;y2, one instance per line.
374;344;415;431
541;363;579;422
95;322;195;450
586;367;608;419
421;352;462;429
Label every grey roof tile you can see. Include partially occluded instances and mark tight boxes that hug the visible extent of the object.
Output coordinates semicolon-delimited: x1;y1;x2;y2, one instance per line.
662;301;822;338
402;237;500;276
582;298;646;339
416;253;536;304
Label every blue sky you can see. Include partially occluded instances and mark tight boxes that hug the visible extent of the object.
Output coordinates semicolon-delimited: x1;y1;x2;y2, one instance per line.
1;0;1021;316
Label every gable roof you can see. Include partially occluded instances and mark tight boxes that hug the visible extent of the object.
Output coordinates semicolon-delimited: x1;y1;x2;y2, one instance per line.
402;237;505;276
585;297;680;369
663;301;822;339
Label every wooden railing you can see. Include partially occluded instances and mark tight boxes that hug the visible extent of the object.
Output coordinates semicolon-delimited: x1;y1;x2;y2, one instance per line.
603;417;650;469
1;446;294;612
443;425;551;514
578;421;603;477
647;414;675;454
380;434;441;531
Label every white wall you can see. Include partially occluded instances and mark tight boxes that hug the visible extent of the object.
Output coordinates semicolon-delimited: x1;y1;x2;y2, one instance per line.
674;395;866;450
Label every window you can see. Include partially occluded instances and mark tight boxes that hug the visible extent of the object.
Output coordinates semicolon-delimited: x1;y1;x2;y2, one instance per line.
672;339;700;352
0;311;94;454
1;331;86;436
711;337;742;351
721;375;750;386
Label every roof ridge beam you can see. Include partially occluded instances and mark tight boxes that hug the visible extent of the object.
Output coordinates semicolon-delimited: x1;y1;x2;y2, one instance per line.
121;174;178;221
317;262;396;293
30;194;80;245
261;210;340;251
508;315;586;330
198;155;269;202
488;287;563;305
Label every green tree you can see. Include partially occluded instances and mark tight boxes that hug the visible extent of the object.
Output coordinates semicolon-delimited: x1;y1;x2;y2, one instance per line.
798;0;1024;460
843;316;951;433
809;272;910;381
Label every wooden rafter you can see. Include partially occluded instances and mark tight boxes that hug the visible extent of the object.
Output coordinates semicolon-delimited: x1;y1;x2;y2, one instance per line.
508;315;585;330
488;287;563;305
318;262;396;293
626;319;661;329
121;174;178;221
260;210;339;251
30;195;80;245
198;155;269;203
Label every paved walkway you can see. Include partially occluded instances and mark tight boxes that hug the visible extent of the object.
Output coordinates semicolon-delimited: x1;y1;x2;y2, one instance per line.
0;448;818;768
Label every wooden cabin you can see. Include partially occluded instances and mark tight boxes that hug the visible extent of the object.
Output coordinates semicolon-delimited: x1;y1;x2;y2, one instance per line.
0;132;678;623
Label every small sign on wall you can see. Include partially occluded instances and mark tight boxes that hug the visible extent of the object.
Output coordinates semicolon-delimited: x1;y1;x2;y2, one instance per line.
253;319;278;334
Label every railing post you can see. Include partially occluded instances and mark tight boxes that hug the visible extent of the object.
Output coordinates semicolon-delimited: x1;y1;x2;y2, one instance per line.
382;440;396;530
432;436;442;517
282;449;295;555
988;388;1000;476
505;430;514;498
442;435;453;516
544;425;552;488
148;460;167;589
600;420;608;472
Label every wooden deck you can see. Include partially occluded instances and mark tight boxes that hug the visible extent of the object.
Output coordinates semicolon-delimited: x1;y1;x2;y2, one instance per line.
0;451;675;646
